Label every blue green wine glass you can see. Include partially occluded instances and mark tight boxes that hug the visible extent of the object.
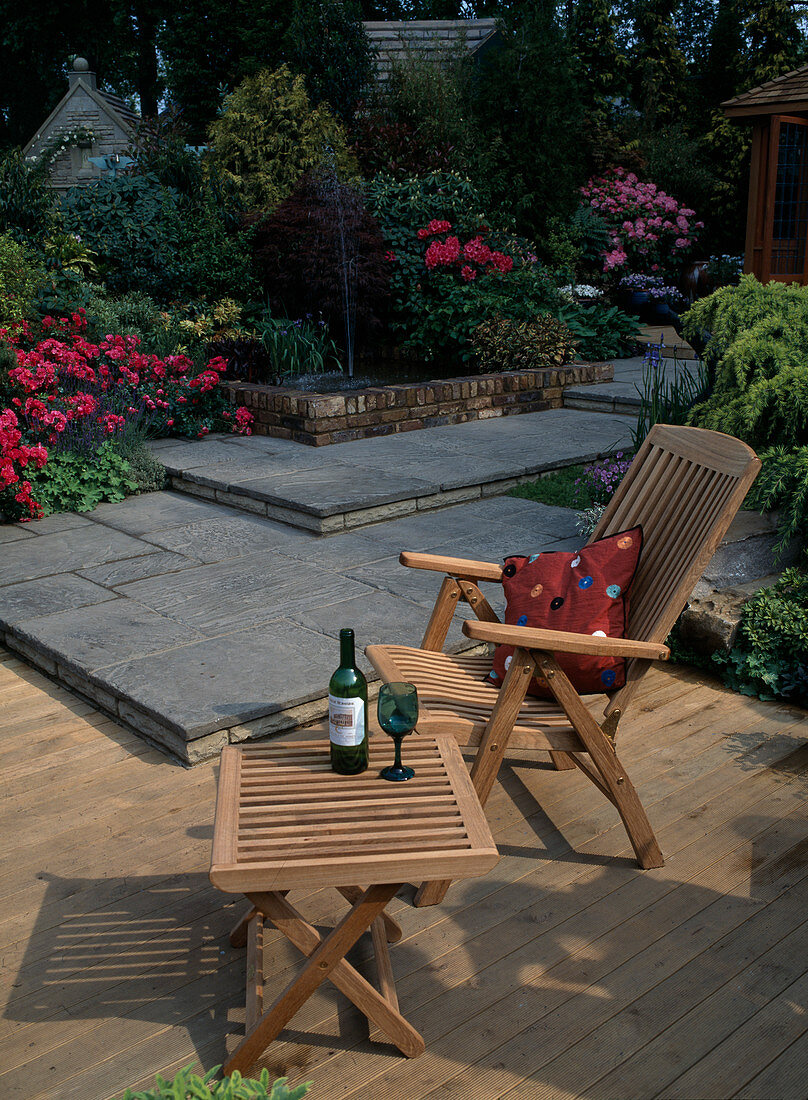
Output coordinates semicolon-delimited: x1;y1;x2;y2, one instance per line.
377;682;418;781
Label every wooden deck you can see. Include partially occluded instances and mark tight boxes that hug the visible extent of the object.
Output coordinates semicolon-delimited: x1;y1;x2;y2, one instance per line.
1;644;807;1100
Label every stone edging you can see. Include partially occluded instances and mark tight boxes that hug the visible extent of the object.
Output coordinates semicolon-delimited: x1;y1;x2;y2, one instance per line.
225;362;614;446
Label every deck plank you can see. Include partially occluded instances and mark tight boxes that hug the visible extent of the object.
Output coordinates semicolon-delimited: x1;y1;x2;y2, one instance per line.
0;646;806;1100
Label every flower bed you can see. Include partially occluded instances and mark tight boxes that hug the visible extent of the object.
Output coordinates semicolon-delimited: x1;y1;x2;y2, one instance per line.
226;361;613;446
0;311;253;522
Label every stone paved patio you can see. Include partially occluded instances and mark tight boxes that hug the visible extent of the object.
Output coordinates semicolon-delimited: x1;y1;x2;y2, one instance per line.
0;487;583;762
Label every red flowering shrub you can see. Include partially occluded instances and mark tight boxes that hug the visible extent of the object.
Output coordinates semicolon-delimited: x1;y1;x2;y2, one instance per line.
419;220;515;282
0;311;253;522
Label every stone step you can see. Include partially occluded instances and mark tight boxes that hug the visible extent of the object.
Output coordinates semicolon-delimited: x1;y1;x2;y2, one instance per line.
153;408;636;535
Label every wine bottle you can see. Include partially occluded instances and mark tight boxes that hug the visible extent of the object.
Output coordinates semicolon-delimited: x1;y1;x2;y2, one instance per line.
328;628;369;775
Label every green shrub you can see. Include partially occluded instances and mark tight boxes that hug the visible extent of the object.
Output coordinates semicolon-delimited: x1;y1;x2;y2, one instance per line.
82;290;164;345
473;314;579;371
682;274;808;448
553;299;640;360
0;232;44;322
0;148;56;244
61;174;254;305
682;276;808;554
208;66;355;212
745;446;808;558
26;443;139;516
113;1063;309;1100
116;435;167;494
715;568;808;705
365;174;565;363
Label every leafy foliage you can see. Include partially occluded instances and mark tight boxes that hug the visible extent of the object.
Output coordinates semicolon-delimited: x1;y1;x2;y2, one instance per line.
0;148;55;243
249;168;389;368
472;315;579;372
714;568;808;705
61;173;254;305
509;452;632;512
466;4;585;241
160;0;369;139
25;441;138;515
352;46;472;178
113;1062;310;1100
633;342;711;448
745;446;808;557
208;66;355;212
0;233;45;322
682;276;808;448
257;315;341;380
553;299;640;360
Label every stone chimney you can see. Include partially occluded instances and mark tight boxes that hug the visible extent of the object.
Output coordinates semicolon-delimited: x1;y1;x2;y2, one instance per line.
68;56;97;90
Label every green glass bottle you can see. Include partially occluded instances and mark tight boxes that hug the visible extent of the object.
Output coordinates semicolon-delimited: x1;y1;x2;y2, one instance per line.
328;628;369;775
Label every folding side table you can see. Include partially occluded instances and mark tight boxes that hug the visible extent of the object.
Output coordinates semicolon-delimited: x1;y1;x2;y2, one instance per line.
210;735;499;1074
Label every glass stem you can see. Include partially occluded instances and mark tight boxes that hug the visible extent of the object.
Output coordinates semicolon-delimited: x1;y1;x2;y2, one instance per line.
393;735;403;771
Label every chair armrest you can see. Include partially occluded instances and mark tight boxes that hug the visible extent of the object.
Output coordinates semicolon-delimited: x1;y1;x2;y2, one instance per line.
399;551;503;582
462;619;670;660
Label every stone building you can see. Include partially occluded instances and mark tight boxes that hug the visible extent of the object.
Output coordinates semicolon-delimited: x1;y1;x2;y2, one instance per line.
23;58;138;193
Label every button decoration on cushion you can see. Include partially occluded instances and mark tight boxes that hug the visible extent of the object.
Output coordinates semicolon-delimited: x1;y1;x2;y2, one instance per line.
489;526;643;698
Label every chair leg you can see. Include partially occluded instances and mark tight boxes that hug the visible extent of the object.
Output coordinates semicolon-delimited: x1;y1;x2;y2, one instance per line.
414;649;536;908
550;751;576;771
537;654;663;869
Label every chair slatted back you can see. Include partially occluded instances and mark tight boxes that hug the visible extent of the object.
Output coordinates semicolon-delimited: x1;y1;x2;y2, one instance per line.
588;425;760;714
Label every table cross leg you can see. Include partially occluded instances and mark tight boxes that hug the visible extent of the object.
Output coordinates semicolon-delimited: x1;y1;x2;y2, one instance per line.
224;883;423;1075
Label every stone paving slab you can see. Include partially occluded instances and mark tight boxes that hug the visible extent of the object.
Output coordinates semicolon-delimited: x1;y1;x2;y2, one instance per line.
2;490;583;762
151;407;634;532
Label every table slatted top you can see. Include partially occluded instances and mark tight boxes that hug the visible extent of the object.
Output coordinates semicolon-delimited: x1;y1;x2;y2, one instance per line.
210;735;498;892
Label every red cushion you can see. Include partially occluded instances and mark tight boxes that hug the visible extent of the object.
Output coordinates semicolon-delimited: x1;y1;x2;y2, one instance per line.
487;526;643;697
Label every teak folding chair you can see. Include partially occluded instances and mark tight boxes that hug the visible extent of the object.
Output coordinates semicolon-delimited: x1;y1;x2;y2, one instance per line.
366;424;761;906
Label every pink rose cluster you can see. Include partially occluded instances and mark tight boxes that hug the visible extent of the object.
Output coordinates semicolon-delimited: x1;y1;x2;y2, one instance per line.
0;313;254;522
580;168;704;274
419;220;515;283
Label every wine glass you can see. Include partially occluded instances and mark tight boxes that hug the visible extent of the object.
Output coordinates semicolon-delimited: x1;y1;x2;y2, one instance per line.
377;682;418;781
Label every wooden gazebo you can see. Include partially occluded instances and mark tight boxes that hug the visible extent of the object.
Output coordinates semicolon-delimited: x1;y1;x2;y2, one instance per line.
724;65;808;284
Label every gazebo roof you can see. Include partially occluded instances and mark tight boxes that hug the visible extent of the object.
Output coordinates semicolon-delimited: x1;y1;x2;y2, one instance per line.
363;18;500;82
723;63;808;119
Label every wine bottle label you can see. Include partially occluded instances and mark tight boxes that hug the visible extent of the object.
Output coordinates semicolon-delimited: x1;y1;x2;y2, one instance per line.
328;695;366;747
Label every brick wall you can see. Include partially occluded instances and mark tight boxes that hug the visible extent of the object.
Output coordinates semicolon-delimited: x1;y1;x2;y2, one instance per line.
225;362;613;446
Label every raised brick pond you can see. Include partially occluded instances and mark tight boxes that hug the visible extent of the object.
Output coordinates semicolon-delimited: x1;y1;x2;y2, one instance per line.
225;361;614;446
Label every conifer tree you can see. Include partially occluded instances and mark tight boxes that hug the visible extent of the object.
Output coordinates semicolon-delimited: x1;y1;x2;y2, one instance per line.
631;0;688;127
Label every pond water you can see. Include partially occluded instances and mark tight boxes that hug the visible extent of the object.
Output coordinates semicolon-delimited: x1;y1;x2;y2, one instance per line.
280;362;464;392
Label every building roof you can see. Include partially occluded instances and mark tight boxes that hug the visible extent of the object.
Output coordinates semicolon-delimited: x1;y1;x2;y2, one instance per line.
23;76;138;159
723;63;808;119
363;18;500;81
97;89;139;129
